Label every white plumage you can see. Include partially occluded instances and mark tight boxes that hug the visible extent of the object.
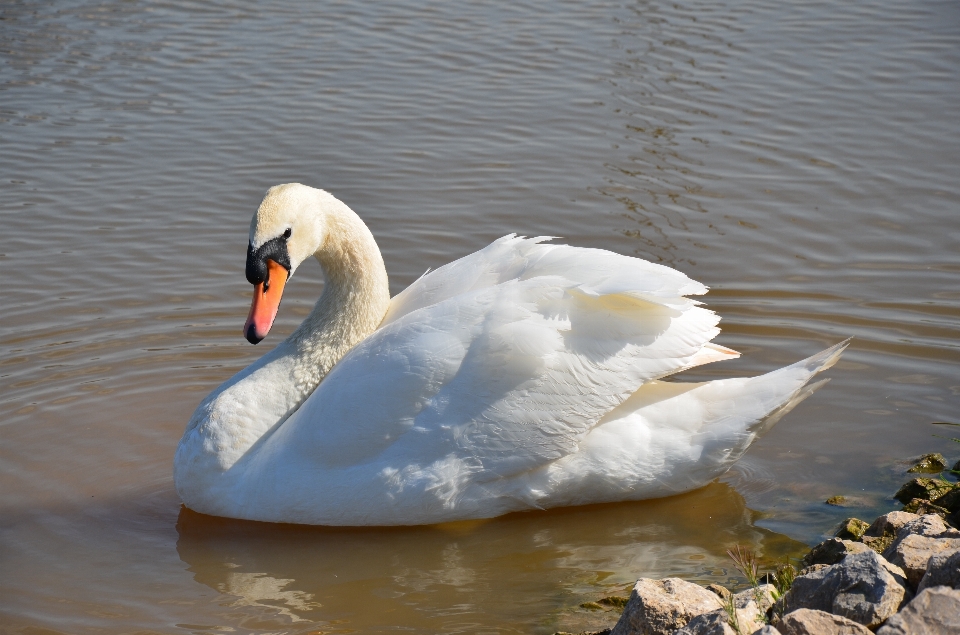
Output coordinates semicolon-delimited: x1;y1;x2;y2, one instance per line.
174;184;847;526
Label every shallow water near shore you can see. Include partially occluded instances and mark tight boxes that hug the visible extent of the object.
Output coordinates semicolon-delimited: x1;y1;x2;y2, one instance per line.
1;0;959;632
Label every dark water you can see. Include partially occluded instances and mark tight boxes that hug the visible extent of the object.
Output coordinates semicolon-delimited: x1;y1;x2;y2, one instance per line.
2;0;959;632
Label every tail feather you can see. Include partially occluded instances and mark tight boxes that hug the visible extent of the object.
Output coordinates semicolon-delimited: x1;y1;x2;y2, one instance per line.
689;338;850;481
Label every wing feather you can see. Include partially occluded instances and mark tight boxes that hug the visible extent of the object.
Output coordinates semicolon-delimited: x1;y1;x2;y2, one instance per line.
274;239;729;481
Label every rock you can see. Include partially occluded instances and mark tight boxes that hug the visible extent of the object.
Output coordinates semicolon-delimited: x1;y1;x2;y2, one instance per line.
834;518;869;541
953;459;960;472
705;584;732;600
674;609;740;635
801;539;872;568
907;453;948;473
675;586;776;635
900;512;949;537
752;626;781;635
797;564;829;577
778;550;908;628
876;586;960;635
864;511;920;537
901;498;950;520
932;487;960;513
777;608;871;635
598;596;630;609
734;584;777;615
825;496;847;506
884;532;960;588
894;478;953;504
862;511;920;554
610;578;723;635
918;550;960;592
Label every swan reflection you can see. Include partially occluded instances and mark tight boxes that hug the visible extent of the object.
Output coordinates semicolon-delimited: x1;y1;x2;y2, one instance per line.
176;482;805;632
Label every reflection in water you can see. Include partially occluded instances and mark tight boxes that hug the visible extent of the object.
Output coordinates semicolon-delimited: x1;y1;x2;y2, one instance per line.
176;483;805;633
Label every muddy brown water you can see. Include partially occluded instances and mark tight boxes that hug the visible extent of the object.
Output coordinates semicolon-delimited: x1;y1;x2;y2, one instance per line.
2;0;959;632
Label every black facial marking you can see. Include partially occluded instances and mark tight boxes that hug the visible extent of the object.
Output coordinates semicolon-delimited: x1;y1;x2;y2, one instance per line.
245;235;291;285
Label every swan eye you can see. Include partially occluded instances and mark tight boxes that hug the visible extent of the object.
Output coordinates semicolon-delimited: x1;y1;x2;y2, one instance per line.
283;228;292;239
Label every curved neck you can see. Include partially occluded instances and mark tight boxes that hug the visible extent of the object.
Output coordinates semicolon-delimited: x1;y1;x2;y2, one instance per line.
286;197;391;402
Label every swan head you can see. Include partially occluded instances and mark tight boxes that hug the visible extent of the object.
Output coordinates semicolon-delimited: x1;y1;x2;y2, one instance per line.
243;183;327;344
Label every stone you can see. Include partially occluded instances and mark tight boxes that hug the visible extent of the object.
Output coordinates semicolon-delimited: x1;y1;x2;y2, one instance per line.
609;578;723;635
901;498;950;520
876;586;960;635
598;596;630;609
862;511;920;554
834;518;869;541
932;487;960;513
752;627;781;635
884;533;960;588
907;453;948;473
675;586;775;635
801;539;872;568
863;511;919;538
825;496;847;506
778;550;908;628
796;564;829;577
777;609;871;635
894;478;953;504
917;550;960;592
705;584;732;600
674;609;739;635
898;513;948;537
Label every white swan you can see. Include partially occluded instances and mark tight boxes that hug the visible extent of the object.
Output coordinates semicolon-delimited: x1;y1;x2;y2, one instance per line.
174;183;847;526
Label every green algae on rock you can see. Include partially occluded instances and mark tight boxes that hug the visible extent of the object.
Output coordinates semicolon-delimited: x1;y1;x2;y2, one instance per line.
835;518;870;540
902;497;951;520
907;453;948;473
894;478;953;504
933;487;960;513
826;495;847;506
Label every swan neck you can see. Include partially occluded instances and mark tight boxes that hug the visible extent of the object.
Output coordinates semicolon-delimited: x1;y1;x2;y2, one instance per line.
288;199;390;394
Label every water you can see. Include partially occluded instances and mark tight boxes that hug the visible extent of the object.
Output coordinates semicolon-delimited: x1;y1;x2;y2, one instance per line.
1;0;958;632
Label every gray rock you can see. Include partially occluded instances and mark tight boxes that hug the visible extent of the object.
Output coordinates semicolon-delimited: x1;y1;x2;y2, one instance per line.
917;549;960;592
797;564;829;577
883;533;960;588
752;627;781;635
734;584;777;615
801;539;872;568
876;586;960;635
863;511;920;538
674;609;739;635
777;609;871;635
898;513;948;538
862;512;920;553
610;577;723;635
778;550;908;628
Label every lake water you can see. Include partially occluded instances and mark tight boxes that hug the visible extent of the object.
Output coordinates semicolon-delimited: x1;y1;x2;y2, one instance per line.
2;0;958;632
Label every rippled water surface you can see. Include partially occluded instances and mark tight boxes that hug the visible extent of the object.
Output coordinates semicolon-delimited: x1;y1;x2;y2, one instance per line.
2;0;959;632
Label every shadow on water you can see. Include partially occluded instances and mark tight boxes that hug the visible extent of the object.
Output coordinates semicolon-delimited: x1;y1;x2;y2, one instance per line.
174;481;807;633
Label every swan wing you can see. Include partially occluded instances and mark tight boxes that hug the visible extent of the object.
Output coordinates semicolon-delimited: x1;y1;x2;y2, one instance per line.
382;235;709;325
272;243;728;479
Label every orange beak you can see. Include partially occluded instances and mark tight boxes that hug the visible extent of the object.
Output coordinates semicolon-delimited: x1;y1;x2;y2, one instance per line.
243;259;288;344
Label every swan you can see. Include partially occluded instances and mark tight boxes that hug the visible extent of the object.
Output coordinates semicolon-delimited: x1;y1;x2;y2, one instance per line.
174;183;847;526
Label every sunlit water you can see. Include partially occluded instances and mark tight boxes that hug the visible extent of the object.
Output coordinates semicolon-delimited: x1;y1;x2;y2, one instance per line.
2;0;959;632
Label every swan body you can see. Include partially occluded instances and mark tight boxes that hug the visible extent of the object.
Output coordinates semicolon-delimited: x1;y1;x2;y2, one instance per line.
174;184;847;526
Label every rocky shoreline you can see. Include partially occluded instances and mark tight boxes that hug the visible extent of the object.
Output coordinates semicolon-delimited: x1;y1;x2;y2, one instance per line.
562;453;960;635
